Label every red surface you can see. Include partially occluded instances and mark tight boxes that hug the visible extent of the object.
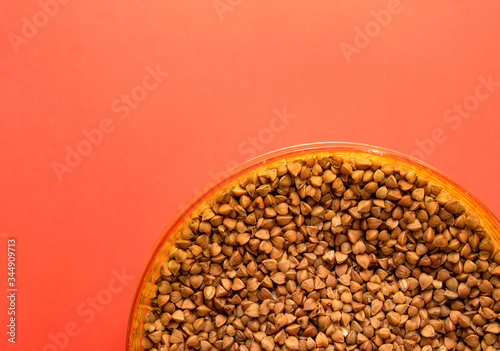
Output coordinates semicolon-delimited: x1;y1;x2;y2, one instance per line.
1;1;500;350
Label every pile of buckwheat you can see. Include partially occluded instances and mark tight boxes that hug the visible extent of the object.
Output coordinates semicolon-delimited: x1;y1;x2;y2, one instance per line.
141;155;500;351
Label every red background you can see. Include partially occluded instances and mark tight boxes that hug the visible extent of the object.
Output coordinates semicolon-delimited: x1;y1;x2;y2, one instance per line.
1;1;500;350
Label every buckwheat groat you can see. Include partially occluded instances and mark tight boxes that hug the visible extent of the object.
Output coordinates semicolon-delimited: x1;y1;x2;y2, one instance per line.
142;156;500;351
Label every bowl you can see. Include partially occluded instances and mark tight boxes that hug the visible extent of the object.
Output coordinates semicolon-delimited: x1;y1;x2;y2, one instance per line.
126;142;500;350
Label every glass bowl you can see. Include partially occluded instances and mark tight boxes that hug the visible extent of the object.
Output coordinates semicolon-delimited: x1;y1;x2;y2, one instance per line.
126;142;500;350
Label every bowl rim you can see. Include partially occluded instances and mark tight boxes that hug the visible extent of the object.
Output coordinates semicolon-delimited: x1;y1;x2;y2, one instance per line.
126;142;500;350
